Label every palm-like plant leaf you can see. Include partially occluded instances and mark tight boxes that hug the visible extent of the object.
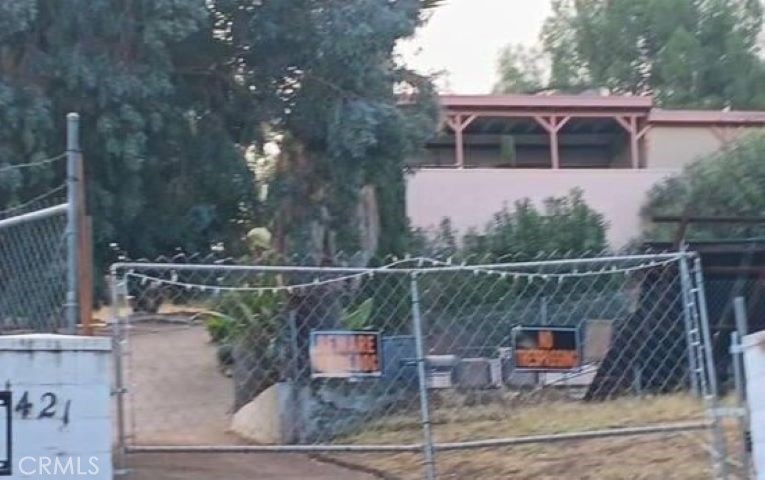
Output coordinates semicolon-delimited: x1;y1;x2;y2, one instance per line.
422;0;446;10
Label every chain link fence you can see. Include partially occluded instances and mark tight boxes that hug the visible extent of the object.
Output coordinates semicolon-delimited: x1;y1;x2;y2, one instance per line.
0;158;70;333
111;251;734;479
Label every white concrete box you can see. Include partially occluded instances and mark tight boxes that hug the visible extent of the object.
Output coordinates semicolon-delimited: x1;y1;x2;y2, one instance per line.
0;334;112;480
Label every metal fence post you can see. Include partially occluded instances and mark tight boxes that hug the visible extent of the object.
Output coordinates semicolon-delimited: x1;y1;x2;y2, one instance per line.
410;272;437;480
288;309;303;444
65;112;81;334
733;296;749;339
678;254;701;397
732;297;752;475
692;256;729;480
110;266;127;471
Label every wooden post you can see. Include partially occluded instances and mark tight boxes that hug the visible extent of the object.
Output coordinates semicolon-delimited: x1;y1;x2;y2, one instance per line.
629;116;639;169
615;116;645;169
534;116;570;169
454;115;465;168
79;217;93;335
76;158;93;335
550;123;560;169
447;114;477;168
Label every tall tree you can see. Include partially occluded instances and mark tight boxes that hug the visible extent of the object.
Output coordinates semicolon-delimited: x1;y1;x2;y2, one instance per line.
0;0;438;270
224;0;438;261
0;0;260;269
497;0;765;108
492;45;545;94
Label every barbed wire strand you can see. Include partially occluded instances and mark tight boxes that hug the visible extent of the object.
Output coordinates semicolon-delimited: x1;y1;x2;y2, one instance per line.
121;255;682;294
0;152;66;175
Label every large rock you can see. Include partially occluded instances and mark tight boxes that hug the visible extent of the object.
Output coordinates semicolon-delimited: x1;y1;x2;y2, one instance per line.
231;382;295;444
232;379;416;444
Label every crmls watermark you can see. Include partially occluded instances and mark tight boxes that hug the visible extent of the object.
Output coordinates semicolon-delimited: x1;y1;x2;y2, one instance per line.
18;456;101;476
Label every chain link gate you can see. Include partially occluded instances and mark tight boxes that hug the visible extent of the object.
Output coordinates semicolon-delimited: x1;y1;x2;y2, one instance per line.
0;112;83;334
0;203;68;332
111;252;731;479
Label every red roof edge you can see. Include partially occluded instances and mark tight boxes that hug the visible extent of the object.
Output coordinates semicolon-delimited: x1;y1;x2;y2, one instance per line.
439;94;654;110
650;109;765;125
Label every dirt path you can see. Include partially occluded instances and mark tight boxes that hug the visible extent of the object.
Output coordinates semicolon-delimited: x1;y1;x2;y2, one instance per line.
122;321;376;479
124;453;378;480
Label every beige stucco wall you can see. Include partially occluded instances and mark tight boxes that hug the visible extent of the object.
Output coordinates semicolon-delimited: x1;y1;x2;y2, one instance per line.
645;125;761;169
645;126;721;169
406;168;680;247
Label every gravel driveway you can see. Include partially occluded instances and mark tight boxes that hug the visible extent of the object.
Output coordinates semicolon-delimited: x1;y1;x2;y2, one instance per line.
121;321;376;479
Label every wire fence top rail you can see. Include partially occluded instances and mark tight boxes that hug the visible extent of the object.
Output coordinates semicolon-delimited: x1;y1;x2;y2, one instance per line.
0;184;67;218
0;203;67;229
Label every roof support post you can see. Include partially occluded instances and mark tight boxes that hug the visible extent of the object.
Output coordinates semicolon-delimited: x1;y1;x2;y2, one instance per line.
629;116;639;169
446;114;477;168
534;116;570;169
615;115;643;169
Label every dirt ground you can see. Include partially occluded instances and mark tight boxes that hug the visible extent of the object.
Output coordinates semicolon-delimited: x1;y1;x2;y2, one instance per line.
121;321;376;479
123;453;377;480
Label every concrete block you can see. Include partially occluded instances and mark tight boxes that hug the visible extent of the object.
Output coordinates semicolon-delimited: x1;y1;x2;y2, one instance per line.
455;358;491;389
744;331;765;480
0;334;112;479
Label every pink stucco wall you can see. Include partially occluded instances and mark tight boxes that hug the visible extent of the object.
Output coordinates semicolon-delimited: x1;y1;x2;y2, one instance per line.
406;168;680;247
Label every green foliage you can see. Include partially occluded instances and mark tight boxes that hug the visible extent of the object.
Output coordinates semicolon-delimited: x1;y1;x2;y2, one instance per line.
342;298;374;330
414;189;608;261
409;218;459;259
204;289;286;405
412;192;611;334
493;45;546;94
500;0;765;108
211;290;284;344
643;133;765;241
204;311;238;344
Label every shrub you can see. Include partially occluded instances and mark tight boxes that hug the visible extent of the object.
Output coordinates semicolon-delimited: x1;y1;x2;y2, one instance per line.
643;133;765;241
412;188;608;261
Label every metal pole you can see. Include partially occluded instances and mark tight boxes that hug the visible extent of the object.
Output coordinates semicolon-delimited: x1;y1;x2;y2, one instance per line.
632;363;643;397
541;296;548;325
123;419;712;454
732;298;752;475
730;331;752;477
65;112;81;334
678;255;701;397
288;310;302;444
0;203;67;229
410;273;437;480
692;256;729;479
111;266;128;472
733;296;749;338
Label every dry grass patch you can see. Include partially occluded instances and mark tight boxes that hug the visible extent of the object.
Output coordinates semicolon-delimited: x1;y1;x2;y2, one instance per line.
330;394;746;480
343;393;705;445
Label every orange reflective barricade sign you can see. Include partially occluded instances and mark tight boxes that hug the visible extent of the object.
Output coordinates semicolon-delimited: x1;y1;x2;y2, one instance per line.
512;326;580;371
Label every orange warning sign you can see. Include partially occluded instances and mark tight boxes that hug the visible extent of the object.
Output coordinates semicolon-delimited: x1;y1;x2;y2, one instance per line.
310;331;382;378
513;327;580;371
